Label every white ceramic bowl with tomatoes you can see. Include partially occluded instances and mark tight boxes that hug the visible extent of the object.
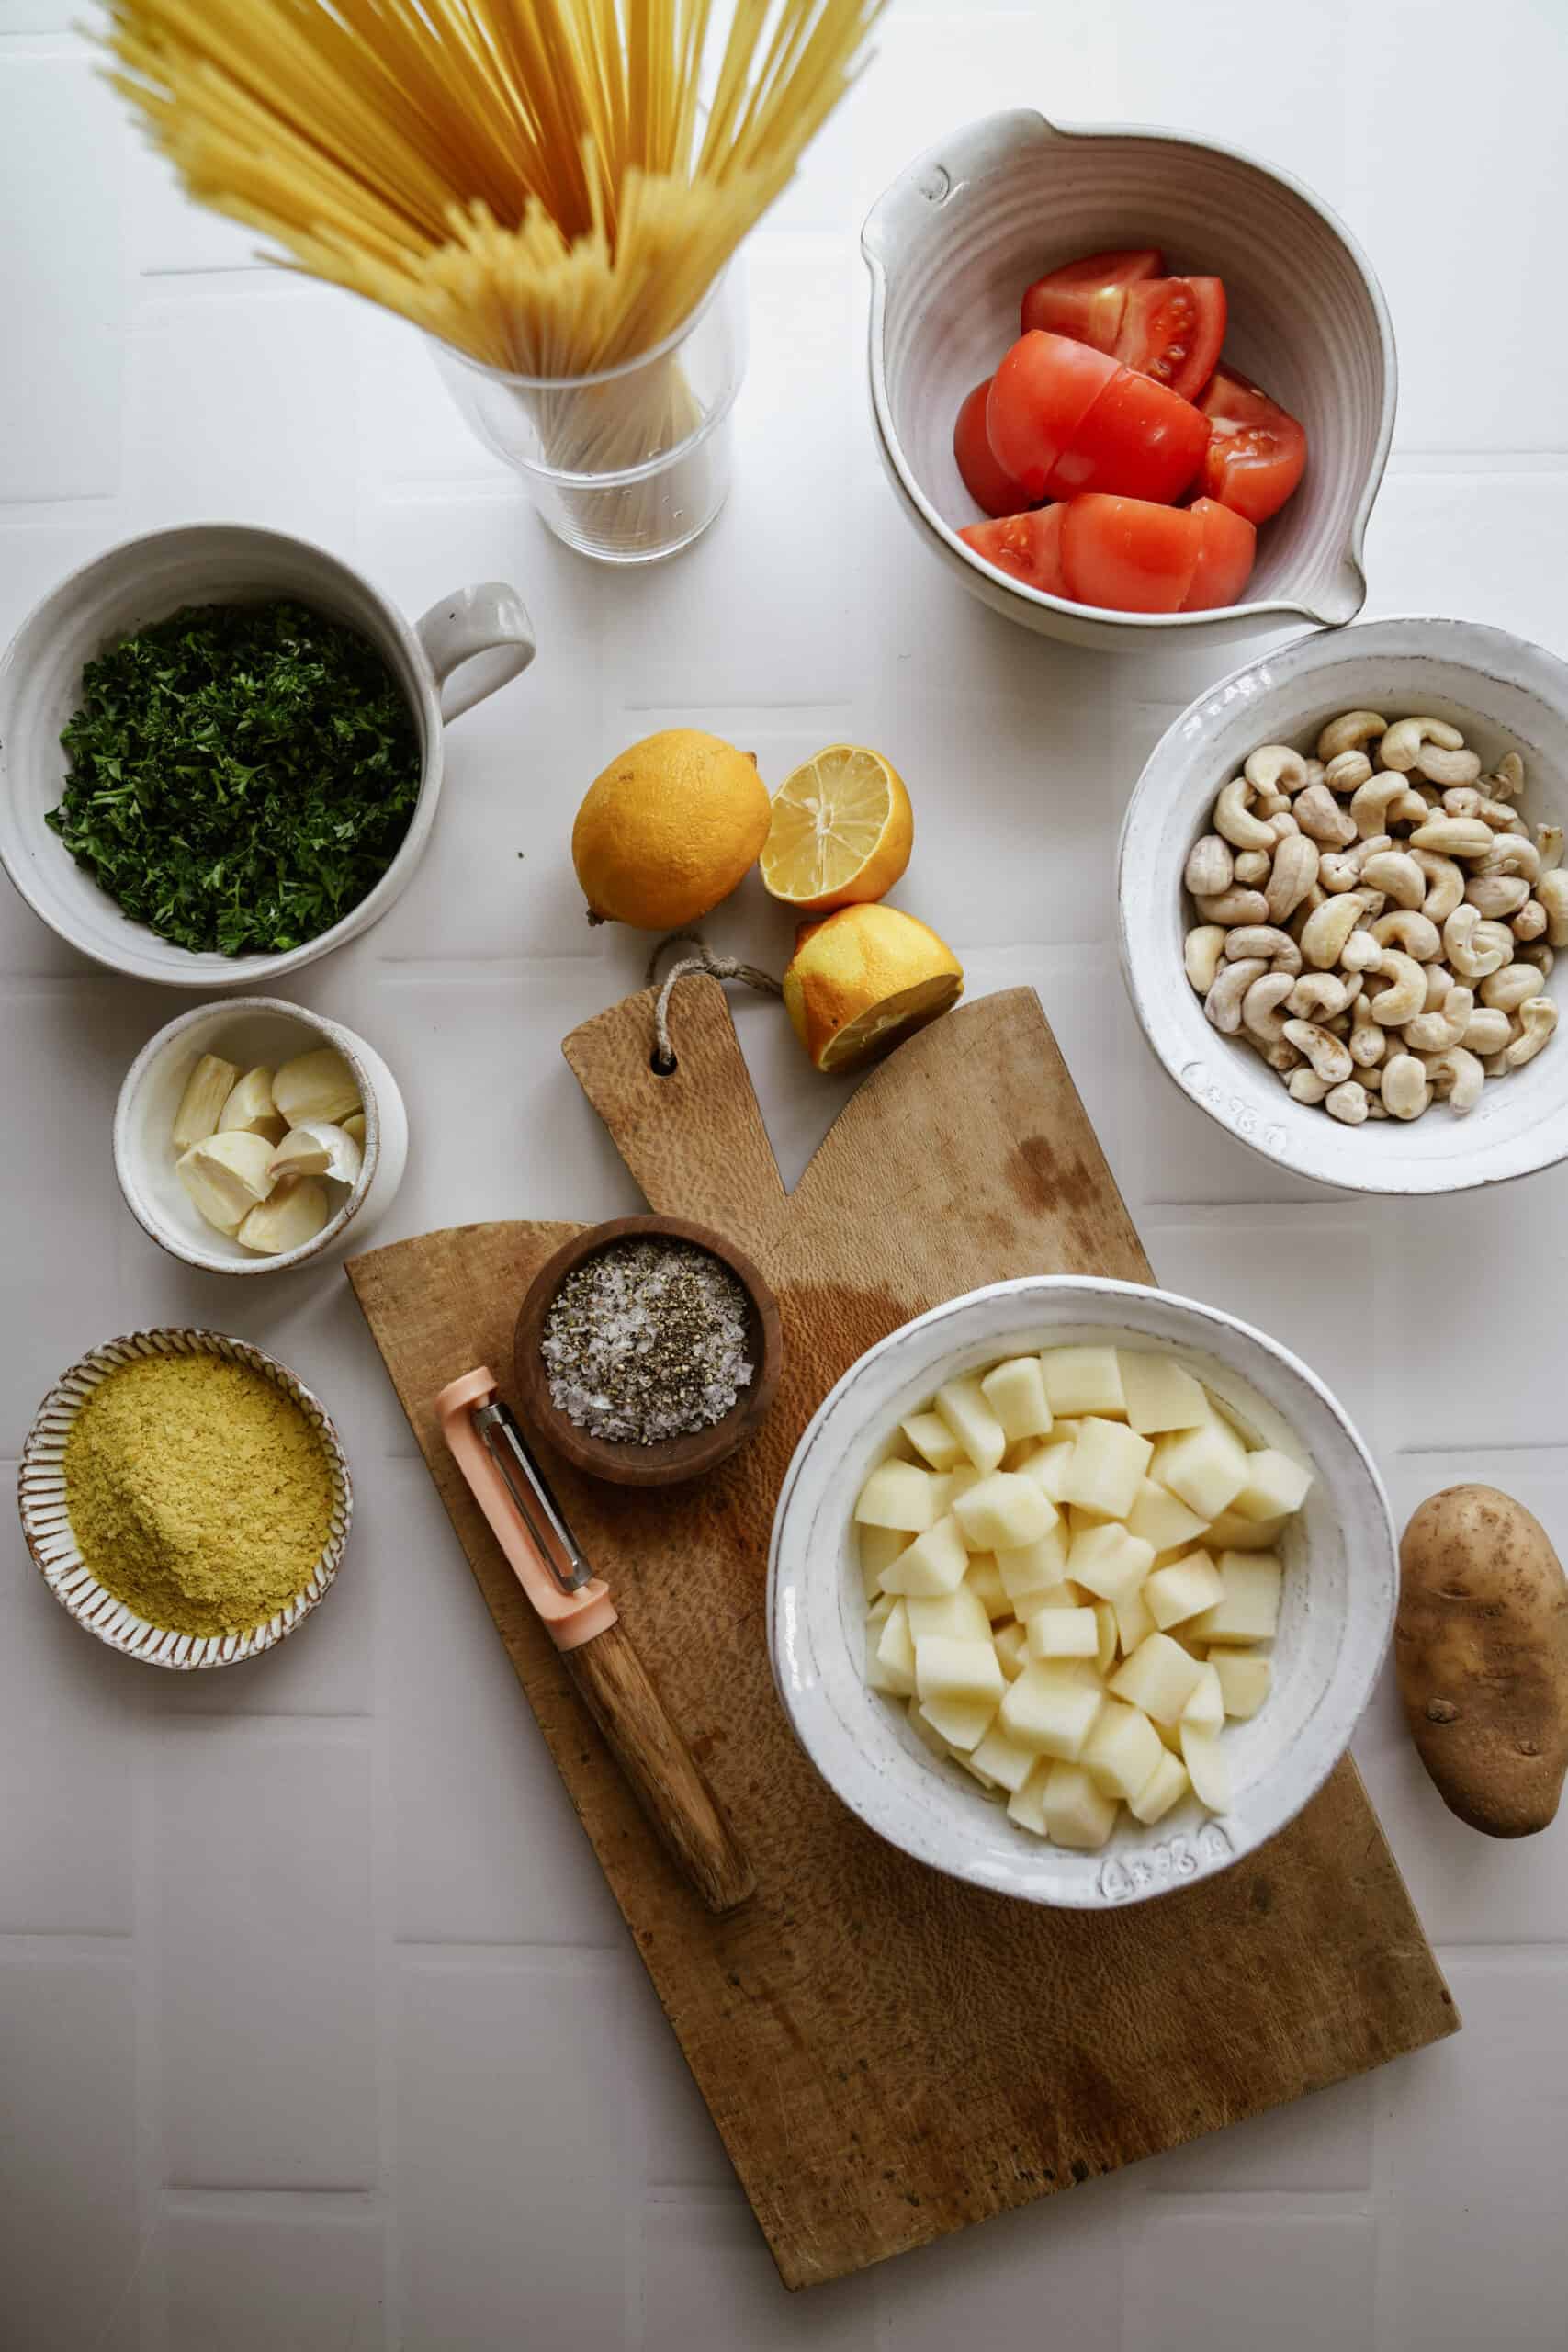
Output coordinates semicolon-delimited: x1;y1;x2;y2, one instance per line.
863;108;1396;651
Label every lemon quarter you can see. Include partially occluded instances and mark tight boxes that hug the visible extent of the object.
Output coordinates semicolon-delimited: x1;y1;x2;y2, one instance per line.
761;744;913;913
783;903;963;1075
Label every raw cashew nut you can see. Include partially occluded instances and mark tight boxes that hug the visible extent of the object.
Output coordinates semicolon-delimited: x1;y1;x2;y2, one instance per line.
1293;783;1359;846
1281;1017;1353;1083
1300;891;1374;970
1426;1046;1485;1113
1411;850;1465;923
1421;963;1452;1012
1340;928;1382;975
1537;823;1564;875
1382;1052;1433;1121
1403;985;1473;1053
1213;776;1277;852
1184;924;1227;994
1408;817;1495;859
1416;742;1483;787
1225;924;1303;974
1462;1004;1512;1056
1234;848;1271;886
1359;849;1426;909
1265;833;1320;924
1465;873;1531;921
1242;970;1298;1045
1204;957;1269;1035
1379;716;1464;773
1287;1069;1332;1104
1516;941;1556;976
1479;836;1541;883
1506;998;1559;1068
1537;870;1568;946
1316;710;1386;763
1512;899;1548;942
1323;749;1373;795
1443;905;1512;980
1368;949;1428;1025
1371;908;1442;961
1479;963;1540;1014
1476;797;1519;831
1244;744;1310;798
1184;834;1235;897
1442;786;1483;820
1488;752;1525;801
1319;850;1365;894
1350;771;1424;839
1289;971;1360;1022
1194;888;1270;927
1324;1080;1370;1125
1262;1039;1303;1073
1349;997;1387;1066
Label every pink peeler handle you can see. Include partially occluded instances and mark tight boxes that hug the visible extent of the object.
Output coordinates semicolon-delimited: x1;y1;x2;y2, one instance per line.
437;1366;616;1650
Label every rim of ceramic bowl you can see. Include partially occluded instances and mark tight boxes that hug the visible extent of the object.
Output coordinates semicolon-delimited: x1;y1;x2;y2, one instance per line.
1118;613;1568;1195
0;521;442;986
768;1275;1396;1909
862;107;1397;634
17;1327;353;1670
113;997;382;1275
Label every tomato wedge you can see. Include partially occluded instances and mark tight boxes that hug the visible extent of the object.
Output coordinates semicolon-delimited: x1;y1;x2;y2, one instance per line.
1199;368;1307;525
953;378;1034;517
1021;248;1163;349
986;334;1120;503
1049;364;1211;505
1060;494;1202;614
958;505;1066;598
1182;498;1257;610
1111;277;1226;403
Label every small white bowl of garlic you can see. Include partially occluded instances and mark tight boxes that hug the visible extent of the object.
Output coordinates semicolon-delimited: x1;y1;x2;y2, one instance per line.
114;998;408;1274
769;1276;1394;1910
1119;615;1568;1194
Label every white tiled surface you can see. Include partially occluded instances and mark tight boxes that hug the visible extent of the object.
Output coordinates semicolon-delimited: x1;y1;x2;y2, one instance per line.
3;3;1566;2344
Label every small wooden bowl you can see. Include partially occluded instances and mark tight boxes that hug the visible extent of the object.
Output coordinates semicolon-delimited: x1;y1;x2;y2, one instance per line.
514;1216;783;1487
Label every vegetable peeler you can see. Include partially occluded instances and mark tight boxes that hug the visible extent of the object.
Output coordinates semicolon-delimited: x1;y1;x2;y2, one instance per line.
435;1367;754;1915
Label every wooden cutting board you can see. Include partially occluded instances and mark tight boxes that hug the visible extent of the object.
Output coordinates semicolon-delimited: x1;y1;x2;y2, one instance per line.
346;978;1456;2291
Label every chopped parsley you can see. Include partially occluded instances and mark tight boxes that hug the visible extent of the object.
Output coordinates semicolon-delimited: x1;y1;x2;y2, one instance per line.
46;599;421;956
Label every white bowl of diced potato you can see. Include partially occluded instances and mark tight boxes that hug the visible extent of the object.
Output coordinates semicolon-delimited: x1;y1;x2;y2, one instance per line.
768;1276;1396;1908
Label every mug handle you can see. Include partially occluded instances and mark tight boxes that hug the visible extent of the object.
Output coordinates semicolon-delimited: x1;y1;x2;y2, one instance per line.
415;582;536;724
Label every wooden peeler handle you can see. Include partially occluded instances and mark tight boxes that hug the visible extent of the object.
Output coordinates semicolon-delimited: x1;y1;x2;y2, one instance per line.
561;1621;755;1914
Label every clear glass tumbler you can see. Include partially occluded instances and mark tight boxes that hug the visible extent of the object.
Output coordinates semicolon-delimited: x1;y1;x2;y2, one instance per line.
427;264;747;565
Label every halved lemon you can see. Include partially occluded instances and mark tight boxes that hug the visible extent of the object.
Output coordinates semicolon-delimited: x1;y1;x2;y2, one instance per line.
783;903;964;1075
760;744;913;913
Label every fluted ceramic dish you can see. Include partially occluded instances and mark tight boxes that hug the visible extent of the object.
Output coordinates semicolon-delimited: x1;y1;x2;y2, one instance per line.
1119;616;1568;1194
17;1329;353;1669
863;109;1396;652
769;1277;1395;1910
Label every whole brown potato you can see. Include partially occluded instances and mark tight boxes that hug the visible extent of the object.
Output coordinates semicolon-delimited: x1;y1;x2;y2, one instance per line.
1397;1485;1568;1838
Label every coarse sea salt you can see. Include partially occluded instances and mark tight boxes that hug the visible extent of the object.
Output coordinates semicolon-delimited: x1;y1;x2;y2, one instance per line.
540;1238;753;1444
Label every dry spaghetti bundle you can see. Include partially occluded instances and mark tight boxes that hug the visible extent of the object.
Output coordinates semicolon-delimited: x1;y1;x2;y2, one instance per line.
102;0;883;377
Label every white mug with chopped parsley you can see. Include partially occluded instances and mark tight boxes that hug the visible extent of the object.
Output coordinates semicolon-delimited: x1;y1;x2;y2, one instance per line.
0;522;536;984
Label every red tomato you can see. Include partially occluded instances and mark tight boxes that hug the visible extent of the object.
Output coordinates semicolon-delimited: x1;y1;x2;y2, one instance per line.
1181;498;1256;610
958;504;1067;598
953;378;1034;517
986;334;1119;503
1049;364;1211;505
1021;248;1163;348
1199;368;1307;524
1060;494;1202;614
1112;277;1227;403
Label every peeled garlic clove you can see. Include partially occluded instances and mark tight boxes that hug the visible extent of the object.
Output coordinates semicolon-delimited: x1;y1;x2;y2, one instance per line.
236;1176;332;1255
177;1130;276;1234
218;1065;286;1144
341;1112;366;1147
171;1053;241;1152
273;1046;360;1128
268;1119;362;1187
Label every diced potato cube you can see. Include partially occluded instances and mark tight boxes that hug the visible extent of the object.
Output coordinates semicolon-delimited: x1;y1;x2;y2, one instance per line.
1082;1698;1164;1802
960;1750;1001;1790
1012;1578;1080;1623
1204;1509;1287;1553
1059;1417;1154;1521
868;1600;916;1696
1093;1600;1118;1676
1116;1351;1212;1435
999;1663;1105;1760
867;1590;895;1628
854;1460;944;1532
971;1718;1042;1793
1189;1553;1283;1644
1180;1661;1225;1735
1113;1579;1155;1659
1041;1345;1126;1419
1043;1760;1119;1849
953;1472;1055;1555
907;1697;951;1759
1229;1447;1314;1522
934;1376;1006;1474
915;1636;1006;1707
1181;1724;1232;1813
901;1410;963;1471
992;1622;1028;1680
917;1692;998;1752
1066;1521;1156;1606
996;1524;1071;1606
1213;1652;1271;1719
1144;1548;1224;1631
964;1554;1010;1622
1110;1632;1206;1725
1007;1760;1052;1837
1149;1418;1249;1521
907;1588;991;1645
1013;1434;1078;1502
1129;1750;1190;1826
1156;1715;1185;1756
980;1356;1054;1443
1025;1607;1100;1661
858;1523;908;1599
879;1515;969;1597
1126;1477;1210;1555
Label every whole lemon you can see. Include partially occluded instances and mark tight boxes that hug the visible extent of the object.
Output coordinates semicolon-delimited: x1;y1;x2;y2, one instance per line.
572;729;771;929
783;903;963;1074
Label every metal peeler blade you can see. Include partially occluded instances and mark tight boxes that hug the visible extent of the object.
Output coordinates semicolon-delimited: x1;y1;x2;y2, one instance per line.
470;1396;592;1593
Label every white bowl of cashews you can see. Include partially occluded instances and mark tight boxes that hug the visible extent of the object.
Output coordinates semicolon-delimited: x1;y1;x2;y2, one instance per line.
1119;616;1568;1194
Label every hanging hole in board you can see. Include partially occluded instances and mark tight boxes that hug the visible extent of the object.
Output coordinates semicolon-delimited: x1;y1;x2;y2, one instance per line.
650;1049;678;1077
